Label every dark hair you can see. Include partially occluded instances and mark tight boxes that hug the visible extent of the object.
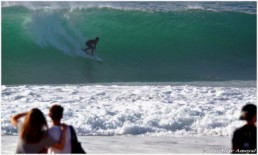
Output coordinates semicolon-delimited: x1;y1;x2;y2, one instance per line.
96;37;99;40
240;103;256;121
49;105;64;121
20;108;48;143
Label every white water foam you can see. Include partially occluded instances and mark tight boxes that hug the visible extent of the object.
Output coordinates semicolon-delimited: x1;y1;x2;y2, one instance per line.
1;83;256;137
2;2;256;14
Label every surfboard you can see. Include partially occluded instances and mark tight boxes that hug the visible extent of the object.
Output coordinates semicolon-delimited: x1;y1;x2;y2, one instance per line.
81;50;103;61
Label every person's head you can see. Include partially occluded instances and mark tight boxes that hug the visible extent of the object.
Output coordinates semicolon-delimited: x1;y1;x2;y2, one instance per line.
49;104;64;122
240;103;256;124
20;108;48;143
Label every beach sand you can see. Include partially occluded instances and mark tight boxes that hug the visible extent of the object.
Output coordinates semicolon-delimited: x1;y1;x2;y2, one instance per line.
2;135;231;154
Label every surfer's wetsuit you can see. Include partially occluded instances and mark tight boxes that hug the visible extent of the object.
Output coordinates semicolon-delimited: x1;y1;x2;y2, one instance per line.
84;37;99;56
86;40;94;49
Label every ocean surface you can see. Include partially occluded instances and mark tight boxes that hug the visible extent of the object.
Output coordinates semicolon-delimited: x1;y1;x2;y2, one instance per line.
2;2;256;84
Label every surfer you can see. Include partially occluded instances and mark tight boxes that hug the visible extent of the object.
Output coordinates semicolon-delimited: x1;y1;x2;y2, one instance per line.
83;37;99;56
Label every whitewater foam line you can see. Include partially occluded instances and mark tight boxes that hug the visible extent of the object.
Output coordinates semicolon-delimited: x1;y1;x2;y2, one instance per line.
2;2;256;14
1;84;256;136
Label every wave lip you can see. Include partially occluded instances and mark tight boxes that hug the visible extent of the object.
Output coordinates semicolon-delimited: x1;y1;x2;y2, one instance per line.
2;2;256;14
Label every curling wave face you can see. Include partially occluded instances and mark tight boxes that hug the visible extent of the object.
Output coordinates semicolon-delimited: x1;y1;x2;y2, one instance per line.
2;2;256;84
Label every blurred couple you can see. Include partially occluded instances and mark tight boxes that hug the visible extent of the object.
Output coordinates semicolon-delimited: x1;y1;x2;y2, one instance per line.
10;105;84;154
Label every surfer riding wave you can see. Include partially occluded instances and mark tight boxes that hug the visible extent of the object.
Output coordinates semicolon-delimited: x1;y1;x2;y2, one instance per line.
83;37;99;56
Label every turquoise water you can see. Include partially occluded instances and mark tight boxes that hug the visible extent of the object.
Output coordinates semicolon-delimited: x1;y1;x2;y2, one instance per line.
2;2;256;84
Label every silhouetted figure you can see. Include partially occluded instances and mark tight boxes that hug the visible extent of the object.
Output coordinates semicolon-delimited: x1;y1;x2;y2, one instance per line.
232;103;257;154
84;37;99;56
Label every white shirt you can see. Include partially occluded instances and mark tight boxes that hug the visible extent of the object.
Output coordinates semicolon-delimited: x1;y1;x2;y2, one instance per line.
48;125;72;154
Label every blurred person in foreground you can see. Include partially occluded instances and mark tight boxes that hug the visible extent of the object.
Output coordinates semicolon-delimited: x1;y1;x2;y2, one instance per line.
48;105;72;153
10;108;67;153
232;103;256;154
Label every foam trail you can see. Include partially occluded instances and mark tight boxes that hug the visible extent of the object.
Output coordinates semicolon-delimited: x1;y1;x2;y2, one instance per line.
2;1;256;14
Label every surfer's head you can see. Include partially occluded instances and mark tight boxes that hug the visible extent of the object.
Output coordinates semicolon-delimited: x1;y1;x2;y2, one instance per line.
96;37;99;41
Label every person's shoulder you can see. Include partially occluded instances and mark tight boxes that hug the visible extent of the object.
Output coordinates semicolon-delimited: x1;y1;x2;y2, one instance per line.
233;127;241;135
49;125;61;129
68;125;74;128
49;125;61;133
48;125;62;141
243;124;257;133
66;125;73;132
241;124;256;130
234;124;256;135
233;126;245;136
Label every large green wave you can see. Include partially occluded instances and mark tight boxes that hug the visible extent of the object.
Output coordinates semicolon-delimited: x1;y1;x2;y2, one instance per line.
2;7;256;84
